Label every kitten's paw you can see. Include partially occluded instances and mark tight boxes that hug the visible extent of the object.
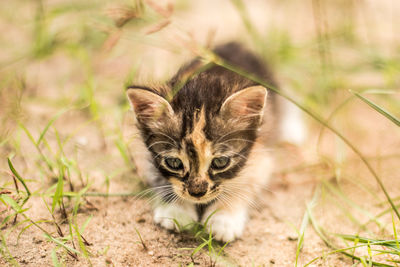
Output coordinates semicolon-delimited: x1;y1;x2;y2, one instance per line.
203;209;247;243
154;204;197;231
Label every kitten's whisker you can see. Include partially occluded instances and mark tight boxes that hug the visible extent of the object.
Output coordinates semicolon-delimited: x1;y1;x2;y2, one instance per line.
225;179;269;186
213;144;249;160
219;191;236;211
221;187;273;210
236;113;262;119
228;150;248;161
148;141;176;149
153;151;166;160
169;194;181;206
249;148;273;153
215;128;259;143
144;186;175;205
218;143;272;155
132;187;166;201
134;185;172;197
219;138;256;144
221;187;260;211
224;181;276;195
153;132;178;146
163;191;177;204
145;190;171;204
222;183;261;202
216;193;232;211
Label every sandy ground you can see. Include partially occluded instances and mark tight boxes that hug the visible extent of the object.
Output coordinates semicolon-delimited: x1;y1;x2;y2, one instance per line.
1;0;400;266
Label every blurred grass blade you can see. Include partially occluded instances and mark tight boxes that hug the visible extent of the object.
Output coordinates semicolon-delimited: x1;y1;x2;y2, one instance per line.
323;180;383;229
350;90;400;127
19;123;54;172
51;249;61;267
115;139;132;168
80;215;93;233
52;163;64;212
17;220;51;244
134;227;147;251
338;234;400;249
392;211;400;249
0;195;22;213
191;238;208;258
37;110;66;146
8;158;31;199
295;188;319;266
45;233;81;255
18;123;37;146
74;225;90;259
0;235;20;267
230;0;264;54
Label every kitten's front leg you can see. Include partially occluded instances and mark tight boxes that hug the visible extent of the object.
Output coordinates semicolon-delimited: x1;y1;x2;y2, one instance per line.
202;202;248;243
154;202;197;231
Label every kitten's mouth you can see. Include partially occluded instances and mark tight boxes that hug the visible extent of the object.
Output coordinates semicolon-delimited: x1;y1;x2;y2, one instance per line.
175;189;220;204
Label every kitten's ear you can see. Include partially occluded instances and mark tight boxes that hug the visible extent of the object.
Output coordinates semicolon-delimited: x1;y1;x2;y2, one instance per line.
126;88;174;125
220;85;267;123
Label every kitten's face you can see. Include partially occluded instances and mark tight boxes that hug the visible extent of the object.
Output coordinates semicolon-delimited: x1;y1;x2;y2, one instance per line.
127;86;267;204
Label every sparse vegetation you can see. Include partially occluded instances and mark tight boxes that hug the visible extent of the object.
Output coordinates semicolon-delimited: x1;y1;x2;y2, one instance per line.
0;0;399;266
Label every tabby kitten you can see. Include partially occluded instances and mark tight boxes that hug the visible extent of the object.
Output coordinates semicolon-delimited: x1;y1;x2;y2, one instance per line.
126;43;285;242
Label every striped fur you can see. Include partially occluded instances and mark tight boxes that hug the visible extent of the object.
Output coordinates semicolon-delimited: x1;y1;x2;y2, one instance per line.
126;42;278;242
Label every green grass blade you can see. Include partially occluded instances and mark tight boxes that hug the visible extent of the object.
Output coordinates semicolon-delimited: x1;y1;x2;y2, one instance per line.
51;248;62;267
338;234;400;251
45;233;81;255
191;239;208;258
19;123;54;173
350;90;400;127
134;227;147;251
217;241;229;257
0;195;22;213
115;139;132;167
295;207;310;266
52;164;64;212
8;158;31;197
80;215;93;233
0;234;21;267
17;220;50;244
18;123;37;146
37;109;66;146
392;211;400;249
74;225;90;259
230;0;264;53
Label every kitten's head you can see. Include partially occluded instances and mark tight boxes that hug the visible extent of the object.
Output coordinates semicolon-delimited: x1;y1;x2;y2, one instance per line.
126;85;267;204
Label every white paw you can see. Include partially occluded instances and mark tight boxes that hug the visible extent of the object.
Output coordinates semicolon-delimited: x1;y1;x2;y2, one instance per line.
153;203;197;231
203;209;247;243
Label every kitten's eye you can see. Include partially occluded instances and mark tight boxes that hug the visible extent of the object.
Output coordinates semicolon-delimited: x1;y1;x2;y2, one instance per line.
165;157;184;171
211;156;230;170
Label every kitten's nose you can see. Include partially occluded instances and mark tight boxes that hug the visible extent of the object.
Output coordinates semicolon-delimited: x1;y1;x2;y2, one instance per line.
188;180;208;198
189;190;207;198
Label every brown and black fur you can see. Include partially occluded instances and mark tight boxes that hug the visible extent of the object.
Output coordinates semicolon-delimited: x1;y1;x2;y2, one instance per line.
128;43;276;183
126;42;279;240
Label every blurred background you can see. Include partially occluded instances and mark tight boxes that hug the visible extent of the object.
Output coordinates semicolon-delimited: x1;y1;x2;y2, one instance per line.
0;0;399;266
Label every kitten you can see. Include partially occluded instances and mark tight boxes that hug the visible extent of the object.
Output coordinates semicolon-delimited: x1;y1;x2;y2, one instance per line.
126;42;297;242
